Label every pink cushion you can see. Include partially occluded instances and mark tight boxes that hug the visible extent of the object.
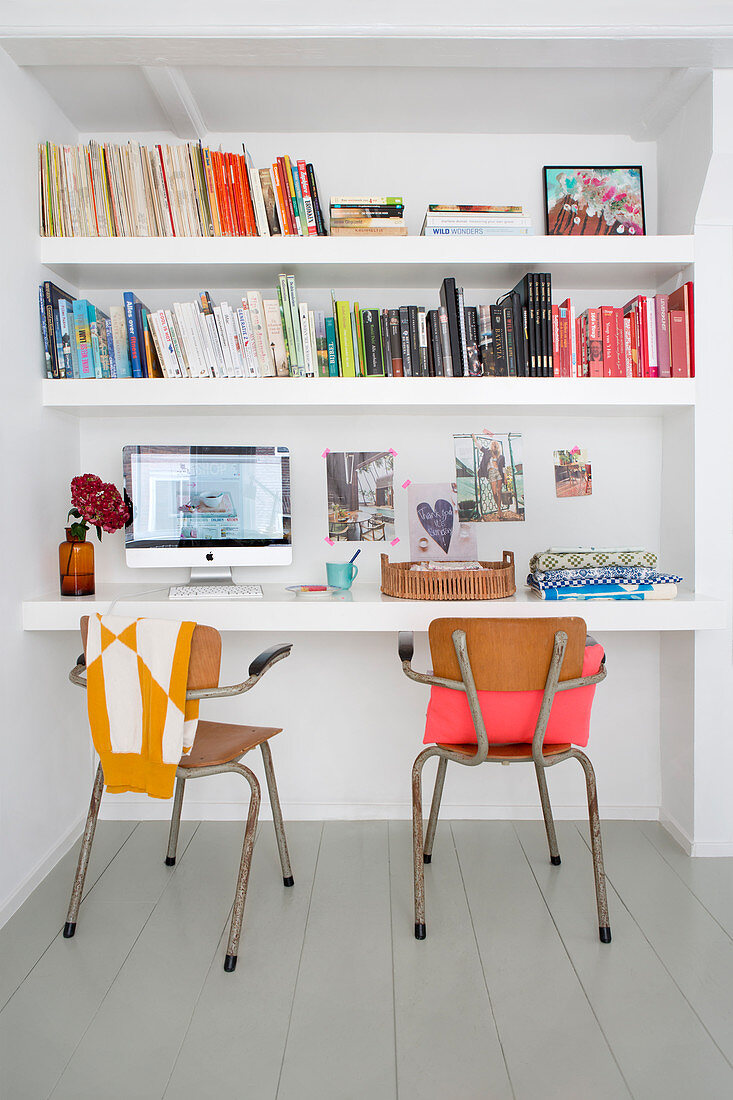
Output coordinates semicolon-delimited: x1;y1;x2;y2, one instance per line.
423;643;604;749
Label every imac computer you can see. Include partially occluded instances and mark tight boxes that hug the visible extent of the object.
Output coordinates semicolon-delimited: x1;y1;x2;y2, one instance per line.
122;445;291;599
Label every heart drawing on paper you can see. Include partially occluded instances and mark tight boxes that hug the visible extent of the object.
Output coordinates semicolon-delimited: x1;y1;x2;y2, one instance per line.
416;499;454;554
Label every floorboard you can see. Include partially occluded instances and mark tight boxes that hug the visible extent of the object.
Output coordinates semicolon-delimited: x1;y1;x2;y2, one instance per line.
276;821;396;1100
516;820;733;1099
49;822;251;1100
582;821;733;1069
452;820;630;1100
162;822;323;1100
0;821;135;1011
0;822;198;1100
641;821;733;940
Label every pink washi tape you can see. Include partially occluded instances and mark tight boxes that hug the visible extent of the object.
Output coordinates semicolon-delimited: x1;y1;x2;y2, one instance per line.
390;537;400;546
324;537;335;546
322;448;331;457
402;479;411;488
388;448;397;457
482;429;494;437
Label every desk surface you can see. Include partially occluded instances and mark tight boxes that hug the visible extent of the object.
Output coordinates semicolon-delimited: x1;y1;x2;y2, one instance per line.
22;583;725;632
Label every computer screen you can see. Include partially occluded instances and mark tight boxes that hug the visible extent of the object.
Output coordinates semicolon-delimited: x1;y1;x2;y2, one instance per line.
123;445;291;569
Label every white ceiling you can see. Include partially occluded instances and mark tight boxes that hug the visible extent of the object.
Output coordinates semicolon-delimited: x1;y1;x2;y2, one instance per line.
27;64;679;137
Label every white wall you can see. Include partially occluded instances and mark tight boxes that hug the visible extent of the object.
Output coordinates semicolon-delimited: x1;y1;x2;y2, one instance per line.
0;51;89;923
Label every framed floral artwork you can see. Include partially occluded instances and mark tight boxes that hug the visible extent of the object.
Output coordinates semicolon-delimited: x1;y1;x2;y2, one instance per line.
543;166;645;236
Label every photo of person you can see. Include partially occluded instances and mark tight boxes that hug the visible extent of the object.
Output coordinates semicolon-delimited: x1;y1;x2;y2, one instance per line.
554;447;592;497
454;433;525;522
326;451;395;542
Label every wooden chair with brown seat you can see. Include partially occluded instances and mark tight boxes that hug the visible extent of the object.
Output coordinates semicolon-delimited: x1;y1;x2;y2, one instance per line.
399;617;611;944
64;616;294;973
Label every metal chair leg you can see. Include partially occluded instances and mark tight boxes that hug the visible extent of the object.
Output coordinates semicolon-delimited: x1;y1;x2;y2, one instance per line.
412;749;434;940
64;762;104;938
535;763;561;865
165;775;186;866
223;763;261;972
423;756;448;864
573;750;612;943
260;740;293;887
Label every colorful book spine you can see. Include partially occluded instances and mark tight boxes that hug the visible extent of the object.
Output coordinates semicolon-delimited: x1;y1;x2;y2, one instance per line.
73;299;94;378
335;301;357;376
306;163;326;235
262;298;289;377
58;298;76;378
286;275;305;373
297;160;318;236
325;315;339;376
38;286;53;378
655;294;671;378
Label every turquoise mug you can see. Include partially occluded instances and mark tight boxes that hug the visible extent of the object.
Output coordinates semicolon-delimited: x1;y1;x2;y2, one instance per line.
326;561;359;590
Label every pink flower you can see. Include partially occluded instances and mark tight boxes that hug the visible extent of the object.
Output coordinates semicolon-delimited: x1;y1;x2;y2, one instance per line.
70;473;129;537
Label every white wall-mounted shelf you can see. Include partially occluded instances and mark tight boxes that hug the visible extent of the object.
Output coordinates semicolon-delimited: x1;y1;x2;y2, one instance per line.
21;584;725;634
39;235;695;292
42;377;696;417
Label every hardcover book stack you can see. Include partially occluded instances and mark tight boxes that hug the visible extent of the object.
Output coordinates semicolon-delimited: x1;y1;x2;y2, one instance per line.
421;205;533;237
329;196;407;237
38;140;327;238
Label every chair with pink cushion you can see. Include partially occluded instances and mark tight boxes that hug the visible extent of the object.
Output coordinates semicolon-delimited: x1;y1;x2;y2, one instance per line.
399;616;611;944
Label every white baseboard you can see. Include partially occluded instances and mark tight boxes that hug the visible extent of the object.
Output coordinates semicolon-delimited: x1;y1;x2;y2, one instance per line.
99;801;661;822
0;813;85;930
689;839;733;856
659;810;694;854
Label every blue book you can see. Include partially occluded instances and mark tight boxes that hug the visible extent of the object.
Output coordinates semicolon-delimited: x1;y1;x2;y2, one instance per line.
72;299;95;378
104;318;117;378
123;291;146;378
109;306;132;378
88;302;104;378
325;315;339;377
38;285;52;378
58;299;77;378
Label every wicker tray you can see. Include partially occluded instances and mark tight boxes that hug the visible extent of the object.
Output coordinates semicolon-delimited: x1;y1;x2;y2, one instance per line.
380;551;516;601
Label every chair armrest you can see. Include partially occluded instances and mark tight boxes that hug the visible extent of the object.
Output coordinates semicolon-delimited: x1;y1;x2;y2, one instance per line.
186;642;293;701
397;630;466;692
248;643;293;678
69;653;87;689
555;663;607;692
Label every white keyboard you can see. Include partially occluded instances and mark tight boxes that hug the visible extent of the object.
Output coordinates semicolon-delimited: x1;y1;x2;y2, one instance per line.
168;584;264;600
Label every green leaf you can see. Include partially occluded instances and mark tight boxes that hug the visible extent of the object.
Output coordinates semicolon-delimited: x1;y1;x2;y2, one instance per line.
95;525;102;542
67;507;82;520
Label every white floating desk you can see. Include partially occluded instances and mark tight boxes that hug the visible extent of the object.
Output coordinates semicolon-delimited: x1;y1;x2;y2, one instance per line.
22;584;726;633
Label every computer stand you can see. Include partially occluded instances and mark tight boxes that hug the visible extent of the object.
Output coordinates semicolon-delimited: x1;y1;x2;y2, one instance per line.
186;566;237;588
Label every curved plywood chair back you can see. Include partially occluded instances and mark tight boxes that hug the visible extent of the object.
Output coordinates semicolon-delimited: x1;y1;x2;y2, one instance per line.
427;617;587;692
79;616;222;690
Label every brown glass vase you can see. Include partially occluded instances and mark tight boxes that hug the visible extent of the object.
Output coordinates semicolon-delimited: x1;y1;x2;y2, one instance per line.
59;528;95;596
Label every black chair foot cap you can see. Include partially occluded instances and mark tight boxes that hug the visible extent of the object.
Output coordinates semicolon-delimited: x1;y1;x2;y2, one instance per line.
63;921;76;939
423;854;432;864
599;926;612;944
224;954;238;972
550;855;561;866
283;875;294;888
164;856;176;866
415;922;426;940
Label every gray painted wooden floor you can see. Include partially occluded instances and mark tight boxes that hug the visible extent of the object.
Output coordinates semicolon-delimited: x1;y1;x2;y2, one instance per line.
2;819;733;1099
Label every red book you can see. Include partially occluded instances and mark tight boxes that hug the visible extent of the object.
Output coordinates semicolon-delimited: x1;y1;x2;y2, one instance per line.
669;310;690;377
156;144;176;237
655;295;671;378
583;308;603;377
623;296;648;376
212;153;232;236
600;306;619;377
238;151;258;236
551;304;560;376
297;159;318;235
576;315;587;377
226;154;245;235
276;157;296;235
622;315;634;377
558;307;569;377
613;307;625;377
234;154;253;235
668;282;694;377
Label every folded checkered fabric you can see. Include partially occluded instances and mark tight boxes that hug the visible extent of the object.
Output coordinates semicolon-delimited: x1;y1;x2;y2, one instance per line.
529;548;658;573
528;582;677;601
530;567;681;588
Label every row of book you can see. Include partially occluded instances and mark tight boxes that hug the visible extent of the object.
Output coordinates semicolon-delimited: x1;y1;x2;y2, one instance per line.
553;284;695;378
420;204;533;237
329;196;408;237
38;140;326;238
40;274;695;381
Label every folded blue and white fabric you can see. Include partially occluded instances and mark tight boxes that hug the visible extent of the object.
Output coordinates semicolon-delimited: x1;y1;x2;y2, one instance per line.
527;581;678;601
530;566;682;588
